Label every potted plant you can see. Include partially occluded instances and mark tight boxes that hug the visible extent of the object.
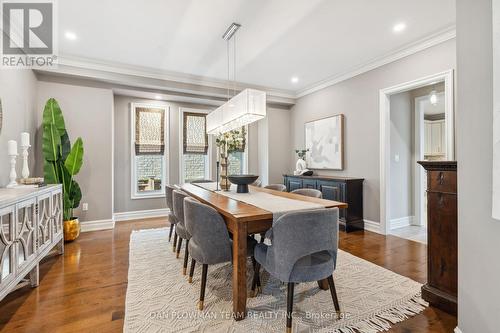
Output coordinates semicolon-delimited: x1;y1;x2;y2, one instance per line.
42;98;84;241
215;127;246;191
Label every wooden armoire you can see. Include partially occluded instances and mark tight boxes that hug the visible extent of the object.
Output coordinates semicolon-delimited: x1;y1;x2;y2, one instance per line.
417;161;457;315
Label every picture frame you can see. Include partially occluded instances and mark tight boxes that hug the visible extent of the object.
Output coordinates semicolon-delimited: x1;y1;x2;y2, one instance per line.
305;114;344;170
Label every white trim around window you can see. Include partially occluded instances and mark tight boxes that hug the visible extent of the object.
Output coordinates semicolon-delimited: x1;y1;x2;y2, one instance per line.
179;107;212;184
130;103;169;199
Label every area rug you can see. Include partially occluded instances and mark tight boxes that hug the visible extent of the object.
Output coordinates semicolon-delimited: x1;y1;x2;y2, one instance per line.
124;228;427;333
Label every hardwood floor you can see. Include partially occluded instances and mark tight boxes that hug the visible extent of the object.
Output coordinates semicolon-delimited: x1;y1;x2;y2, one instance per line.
0;218;456;332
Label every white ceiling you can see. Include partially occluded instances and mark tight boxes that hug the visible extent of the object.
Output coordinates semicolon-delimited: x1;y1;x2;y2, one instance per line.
58;0;456;93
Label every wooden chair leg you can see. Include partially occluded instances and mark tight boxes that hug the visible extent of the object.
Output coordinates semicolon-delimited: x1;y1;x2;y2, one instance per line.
259;232;265;244
172;232;178;252
189;259;196;283
183;240;189;275
286;282;295;333
327;275;341;314
198;264;208;310
176;238;183;259
168;224;174;242
251;257;261;297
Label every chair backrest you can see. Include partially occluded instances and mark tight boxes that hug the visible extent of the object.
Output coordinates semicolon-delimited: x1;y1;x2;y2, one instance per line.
291;188;322;198
264;184;287;192
184;197;232;264
165;185;176;210
252;179;262;187
269;208;339;280
172;189;189;226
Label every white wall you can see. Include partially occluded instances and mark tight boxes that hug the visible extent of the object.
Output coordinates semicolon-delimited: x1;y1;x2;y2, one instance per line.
390;91;413;220
0;70;38;186
36;81;114;223
291;39;456;223
456;0;500;331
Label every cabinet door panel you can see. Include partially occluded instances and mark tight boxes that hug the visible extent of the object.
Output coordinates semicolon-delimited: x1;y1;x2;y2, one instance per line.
288;180;302;192
0;207;15;287
302;179;317;189
37;194;52;253
51;190;63;241
15;199;37;272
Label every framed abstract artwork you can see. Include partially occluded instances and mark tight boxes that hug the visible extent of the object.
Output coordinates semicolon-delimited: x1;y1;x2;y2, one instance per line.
305;114;344;170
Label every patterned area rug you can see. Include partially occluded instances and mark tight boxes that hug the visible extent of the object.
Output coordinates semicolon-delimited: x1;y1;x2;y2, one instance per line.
124;228;427;333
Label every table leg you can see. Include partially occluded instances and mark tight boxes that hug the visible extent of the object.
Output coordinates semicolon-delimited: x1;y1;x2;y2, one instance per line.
317;279;329;290
232;223;248;320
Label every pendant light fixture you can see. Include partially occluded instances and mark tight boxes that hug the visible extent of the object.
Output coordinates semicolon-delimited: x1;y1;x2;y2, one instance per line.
206;23;266;135
429;87;438;105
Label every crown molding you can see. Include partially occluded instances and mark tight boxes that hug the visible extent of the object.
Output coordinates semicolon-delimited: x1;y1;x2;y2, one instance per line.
52;55;296;100
296;26;456;98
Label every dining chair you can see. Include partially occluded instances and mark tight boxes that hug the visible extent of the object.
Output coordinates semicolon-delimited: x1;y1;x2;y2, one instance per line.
252;179;262;187
252;208;340;332
291;188;323;198
165;185;179;250
172;189;192;275
183;197;258;310
264;184;287;192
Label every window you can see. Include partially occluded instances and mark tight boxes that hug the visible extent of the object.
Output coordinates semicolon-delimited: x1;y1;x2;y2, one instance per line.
131;103;168;199
180;108;211;183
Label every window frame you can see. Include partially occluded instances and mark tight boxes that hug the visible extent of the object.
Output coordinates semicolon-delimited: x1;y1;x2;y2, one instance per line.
179;107;212;184
130;103;169;199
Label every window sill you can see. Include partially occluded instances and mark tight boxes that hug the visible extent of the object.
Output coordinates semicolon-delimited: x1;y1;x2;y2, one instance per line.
131;192;165;200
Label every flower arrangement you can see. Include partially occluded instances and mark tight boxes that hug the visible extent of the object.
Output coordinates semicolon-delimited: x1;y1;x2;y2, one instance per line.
215;127;246;154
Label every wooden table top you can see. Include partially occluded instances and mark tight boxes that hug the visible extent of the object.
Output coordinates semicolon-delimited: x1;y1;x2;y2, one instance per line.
180;183;348;223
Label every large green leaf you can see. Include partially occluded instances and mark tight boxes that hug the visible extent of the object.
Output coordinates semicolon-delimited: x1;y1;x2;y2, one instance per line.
70;181;82;209
60;130;71;160
42;124;61;162
43;160;59;184
64;137;84;176
42;98;66;132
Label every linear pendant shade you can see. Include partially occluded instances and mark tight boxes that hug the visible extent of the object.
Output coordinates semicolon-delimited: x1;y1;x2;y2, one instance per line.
206;88;266;135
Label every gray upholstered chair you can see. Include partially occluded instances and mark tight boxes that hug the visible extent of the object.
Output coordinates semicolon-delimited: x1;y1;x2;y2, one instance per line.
264;184;287;192
165;185;179;250
172;189;192;275
184;197;258;310
253;208;340;332
291;188;323;198
252;179;262;187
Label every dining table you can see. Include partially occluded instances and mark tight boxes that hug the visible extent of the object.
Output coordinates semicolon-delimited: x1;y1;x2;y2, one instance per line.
180;182;348;320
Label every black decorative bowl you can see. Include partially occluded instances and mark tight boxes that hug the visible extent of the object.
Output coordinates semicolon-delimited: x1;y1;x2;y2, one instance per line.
228;174;259;193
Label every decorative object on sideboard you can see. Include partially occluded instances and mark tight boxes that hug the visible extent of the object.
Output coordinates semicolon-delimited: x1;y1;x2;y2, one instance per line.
21;132;31;179
305;114;344;170
215;127;246;191
7;140;18;188
294;148;311;176
41;98;84;242
228;174;259;193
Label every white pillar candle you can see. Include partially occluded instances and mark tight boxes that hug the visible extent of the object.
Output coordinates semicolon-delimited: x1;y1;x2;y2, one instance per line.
21;132;30;147
8;140;17;155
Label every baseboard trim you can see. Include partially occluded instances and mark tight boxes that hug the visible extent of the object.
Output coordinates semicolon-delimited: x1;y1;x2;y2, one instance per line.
364;219;383;234
80;219;115;232
390;216;414;230
454;327;463;333
113;208;169;222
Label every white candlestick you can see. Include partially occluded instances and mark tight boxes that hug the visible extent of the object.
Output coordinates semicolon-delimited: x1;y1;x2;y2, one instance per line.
8;140;17;155
21;144;30;179
6;152;18;188
21;132;30;147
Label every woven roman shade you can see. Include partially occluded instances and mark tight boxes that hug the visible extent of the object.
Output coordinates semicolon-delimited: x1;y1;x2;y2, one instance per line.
135;107;165;155
183;112;208;155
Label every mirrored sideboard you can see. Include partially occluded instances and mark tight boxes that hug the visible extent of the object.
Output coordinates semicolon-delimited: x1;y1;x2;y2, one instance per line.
0;185;64;302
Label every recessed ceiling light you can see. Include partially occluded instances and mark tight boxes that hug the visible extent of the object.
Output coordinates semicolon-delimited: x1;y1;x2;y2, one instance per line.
155;95;162;100
64;31;77;40
393;22;406;33
291;76;299;84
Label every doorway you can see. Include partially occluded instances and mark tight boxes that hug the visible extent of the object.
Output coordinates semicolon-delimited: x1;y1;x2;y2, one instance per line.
379;70;454;238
